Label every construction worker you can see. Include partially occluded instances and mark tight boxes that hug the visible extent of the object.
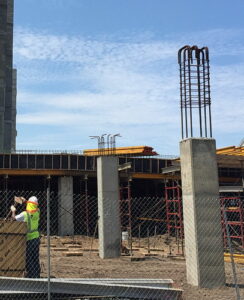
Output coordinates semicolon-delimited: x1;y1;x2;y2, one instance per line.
11;196;40;278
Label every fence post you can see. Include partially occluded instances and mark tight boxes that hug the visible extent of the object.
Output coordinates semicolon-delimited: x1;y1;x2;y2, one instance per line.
223;206;240;300
47;175;51;300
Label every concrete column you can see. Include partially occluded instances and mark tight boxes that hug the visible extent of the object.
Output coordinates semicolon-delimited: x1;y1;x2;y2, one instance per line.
58;176;74;236
97;156;121;259
0;0;16;152
180;138;225;288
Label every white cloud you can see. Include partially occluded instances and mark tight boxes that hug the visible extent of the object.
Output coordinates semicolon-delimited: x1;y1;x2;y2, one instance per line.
14;27;244;153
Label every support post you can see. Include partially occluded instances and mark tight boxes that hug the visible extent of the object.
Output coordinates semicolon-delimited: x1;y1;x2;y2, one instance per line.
180;138;225;288
58;176;74;236
46;175;51;300
97;156;121;258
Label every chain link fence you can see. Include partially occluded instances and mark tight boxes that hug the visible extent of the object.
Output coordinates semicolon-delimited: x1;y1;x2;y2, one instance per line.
0;190;243;299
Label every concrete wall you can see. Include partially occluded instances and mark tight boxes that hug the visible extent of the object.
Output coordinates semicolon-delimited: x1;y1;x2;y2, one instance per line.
58;176;74;236
97;156;121;259
180;138;225;288
0;0;16;152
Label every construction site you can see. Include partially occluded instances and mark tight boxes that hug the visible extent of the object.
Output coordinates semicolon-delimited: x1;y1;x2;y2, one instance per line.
0;0;243;299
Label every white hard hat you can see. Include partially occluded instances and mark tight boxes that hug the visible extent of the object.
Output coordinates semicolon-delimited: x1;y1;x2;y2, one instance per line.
28;196;38;204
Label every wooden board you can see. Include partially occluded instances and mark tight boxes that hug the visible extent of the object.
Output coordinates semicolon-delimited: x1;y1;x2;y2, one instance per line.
53;248;68;251
63;252;83;257
65;245;82;249
0;219;26;277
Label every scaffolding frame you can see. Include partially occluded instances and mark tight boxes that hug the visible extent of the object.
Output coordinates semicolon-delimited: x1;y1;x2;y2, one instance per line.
220;196;244;249
119;181;132;233
165;184;184;254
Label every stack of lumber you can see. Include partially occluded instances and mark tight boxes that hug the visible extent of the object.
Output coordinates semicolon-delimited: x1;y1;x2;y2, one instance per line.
224;252;244;264
0;219;26;277
83;146;158;156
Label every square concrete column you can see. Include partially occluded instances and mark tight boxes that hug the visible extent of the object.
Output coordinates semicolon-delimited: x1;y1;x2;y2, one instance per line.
97;156;121;259
180;138;225;288
58;176;74;236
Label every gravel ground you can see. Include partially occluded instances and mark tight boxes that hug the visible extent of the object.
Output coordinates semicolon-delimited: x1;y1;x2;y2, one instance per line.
39;236;244;300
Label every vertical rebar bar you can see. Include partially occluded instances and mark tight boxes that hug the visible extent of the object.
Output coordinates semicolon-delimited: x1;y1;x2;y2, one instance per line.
179;63;184;139
107;134;111;155
206;55;213;137
183;52;188;138
202;50;208;137
186;48;193;137
196;52;203;137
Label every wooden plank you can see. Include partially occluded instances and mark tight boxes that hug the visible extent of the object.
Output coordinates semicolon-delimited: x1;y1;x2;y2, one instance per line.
66;245;82;249
63;252;83;257
41;244;57;248
52;248;67;252
82;249;98;252
224;257;244;264
144;253;160;257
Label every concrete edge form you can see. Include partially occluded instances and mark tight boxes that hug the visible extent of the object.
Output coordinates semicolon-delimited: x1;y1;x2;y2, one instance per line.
0;277;183;299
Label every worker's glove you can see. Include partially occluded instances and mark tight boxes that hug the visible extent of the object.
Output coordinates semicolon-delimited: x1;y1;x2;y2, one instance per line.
20;197;26;203
10;205;16;212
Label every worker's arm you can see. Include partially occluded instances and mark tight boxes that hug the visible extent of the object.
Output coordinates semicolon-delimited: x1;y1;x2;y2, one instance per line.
11;205;16;219
10;206;25;221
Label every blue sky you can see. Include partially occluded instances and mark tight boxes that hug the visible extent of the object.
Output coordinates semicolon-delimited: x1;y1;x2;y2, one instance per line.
14;0;244;154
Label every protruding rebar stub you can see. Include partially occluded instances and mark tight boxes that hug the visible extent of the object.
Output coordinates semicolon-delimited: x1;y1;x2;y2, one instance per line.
89;133;121;155
178;45;212;139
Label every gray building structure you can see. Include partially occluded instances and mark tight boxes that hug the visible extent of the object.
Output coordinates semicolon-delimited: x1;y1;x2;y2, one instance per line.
0;0;17;152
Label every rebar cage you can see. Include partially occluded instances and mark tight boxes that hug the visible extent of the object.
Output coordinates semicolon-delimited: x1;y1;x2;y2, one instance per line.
178;45;212;139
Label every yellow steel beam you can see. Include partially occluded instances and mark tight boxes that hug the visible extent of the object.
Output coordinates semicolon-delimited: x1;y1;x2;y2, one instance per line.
216;146;244;156
216;146;236;154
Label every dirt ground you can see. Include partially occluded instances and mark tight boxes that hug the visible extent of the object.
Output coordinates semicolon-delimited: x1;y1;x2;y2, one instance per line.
40;235;244;300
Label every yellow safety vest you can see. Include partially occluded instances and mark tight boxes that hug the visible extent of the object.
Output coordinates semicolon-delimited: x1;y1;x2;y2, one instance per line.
23;202;40;241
